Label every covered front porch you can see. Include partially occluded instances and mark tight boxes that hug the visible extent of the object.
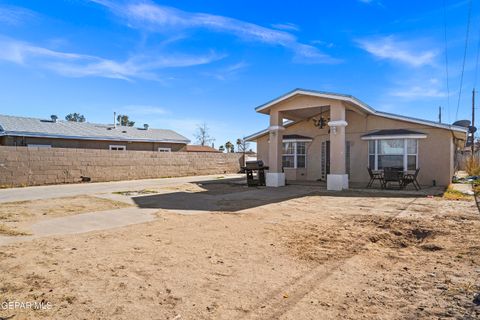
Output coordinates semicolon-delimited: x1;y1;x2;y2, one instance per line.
264;99;352;190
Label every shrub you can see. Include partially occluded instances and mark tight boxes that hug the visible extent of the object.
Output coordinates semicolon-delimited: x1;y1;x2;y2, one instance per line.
464;156;480;176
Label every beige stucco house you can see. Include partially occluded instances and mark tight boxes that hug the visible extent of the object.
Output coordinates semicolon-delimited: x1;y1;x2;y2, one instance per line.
245;89;468;190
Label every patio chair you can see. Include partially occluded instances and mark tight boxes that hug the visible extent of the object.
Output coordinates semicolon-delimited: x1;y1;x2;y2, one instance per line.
383;167;404;189
366;167;384;188
402;168;421;190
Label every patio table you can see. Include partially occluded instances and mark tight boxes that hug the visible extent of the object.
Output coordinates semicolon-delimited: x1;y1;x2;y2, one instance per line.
382;167;404;189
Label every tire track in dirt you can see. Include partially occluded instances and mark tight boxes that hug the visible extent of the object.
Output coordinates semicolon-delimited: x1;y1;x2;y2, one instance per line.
242;198;420;320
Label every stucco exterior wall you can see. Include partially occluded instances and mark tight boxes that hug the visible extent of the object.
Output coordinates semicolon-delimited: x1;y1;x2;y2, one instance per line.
0;136;186;152
254;110;456;187
0;146;242;187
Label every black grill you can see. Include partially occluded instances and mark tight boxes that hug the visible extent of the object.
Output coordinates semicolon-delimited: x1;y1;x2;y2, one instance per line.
242;160;269;187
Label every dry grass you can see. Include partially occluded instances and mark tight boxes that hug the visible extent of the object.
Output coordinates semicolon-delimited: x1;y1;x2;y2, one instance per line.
0;195;132;228
443;185;473;201
464;156;480;176
112;189;158;196
0;224;30;236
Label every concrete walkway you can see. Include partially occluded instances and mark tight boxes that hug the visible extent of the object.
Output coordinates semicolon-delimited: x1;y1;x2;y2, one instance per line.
0;174;243;203
0;207;158;246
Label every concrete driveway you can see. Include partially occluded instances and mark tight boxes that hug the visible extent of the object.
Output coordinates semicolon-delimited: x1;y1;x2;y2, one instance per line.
0;174;243;203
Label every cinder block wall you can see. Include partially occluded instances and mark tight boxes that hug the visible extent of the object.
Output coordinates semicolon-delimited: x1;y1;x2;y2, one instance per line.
0;146;242;187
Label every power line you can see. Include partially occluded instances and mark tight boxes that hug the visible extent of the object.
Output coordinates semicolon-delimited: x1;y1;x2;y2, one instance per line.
456;0;473;120
443;0;451;123
474;19;480;88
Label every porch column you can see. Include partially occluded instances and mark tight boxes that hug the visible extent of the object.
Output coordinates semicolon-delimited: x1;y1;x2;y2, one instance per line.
327;103;349;190
266;110;285;187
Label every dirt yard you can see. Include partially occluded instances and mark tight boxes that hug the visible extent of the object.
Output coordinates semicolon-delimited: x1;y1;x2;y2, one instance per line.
0;181;479;319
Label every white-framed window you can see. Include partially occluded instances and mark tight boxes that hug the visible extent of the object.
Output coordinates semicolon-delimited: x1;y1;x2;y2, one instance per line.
109;145;126;151
368;139;418;171
282;141;306;168
27;144;51;149
158;147;171;152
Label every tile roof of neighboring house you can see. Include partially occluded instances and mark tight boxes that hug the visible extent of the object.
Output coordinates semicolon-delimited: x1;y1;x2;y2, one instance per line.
0;114;190;144
184;145;220;152
362;129;425;137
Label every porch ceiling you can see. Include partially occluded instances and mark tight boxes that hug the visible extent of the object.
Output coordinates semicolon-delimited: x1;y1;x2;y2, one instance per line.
281;102;366;121
282;105;329;121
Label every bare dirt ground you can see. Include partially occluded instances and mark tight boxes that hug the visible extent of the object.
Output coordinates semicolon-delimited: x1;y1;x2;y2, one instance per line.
0;181;479;320
0;195;131;235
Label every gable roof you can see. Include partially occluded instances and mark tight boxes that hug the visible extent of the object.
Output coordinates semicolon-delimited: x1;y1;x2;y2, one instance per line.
246;89;468;141
0;114;190;144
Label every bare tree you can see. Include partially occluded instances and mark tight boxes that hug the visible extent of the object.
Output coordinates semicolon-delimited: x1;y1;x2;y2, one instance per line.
236;138;250;153
236;138;250;165
65;113;86;122
194;123;215;146
117;114;135;127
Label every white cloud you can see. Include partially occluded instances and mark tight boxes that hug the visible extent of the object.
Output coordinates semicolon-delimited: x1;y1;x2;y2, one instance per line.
92;0;338;64
356;36;437;67
0;36;224;80
0;5;37;26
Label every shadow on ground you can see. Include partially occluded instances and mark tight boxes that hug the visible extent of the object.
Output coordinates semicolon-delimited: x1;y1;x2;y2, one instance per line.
132;177;441;212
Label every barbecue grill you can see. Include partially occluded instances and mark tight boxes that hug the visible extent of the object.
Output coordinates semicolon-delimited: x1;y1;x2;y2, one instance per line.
242;160;269;187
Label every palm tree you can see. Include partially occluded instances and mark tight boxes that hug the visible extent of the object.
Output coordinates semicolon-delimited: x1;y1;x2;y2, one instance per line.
225;141;233;153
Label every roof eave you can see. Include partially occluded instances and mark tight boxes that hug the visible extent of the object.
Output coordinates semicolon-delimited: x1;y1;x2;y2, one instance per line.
2;131;190;144
361;134;428;140
253;89;469;133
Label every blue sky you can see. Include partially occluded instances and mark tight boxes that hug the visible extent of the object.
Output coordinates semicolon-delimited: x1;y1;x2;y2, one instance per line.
0;0;479;149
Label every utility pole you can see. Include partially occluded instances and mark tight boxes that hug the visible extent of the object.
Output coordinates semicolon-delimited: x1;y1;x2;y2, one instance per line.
438;106;442;123
472;89;475;156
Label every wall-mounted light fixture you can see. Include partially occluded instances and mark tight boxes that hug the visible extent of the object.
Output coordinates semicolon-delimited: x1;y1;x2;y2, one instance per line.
327;120;348;135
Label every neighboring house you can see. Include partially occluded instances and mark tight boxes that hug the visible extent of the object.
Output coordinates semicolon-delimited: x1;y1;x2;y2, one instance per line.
245;89;468;190
184;145;221;153
0;114;190;151
243;150;257;162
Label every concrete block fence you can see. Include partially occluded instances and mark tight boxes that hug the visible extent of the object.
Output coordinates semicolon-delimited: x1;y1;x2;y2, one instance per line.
0;146;242;187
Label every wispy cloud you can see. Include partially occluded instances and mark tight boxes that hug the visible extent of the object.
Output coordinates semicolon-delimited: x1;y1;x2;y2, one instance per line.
356;36;438;67
271;23;300;32
203;61;249;80
0;36;224;80
389;78;447;99
0;5;37;26
390;86;446;98
357;0;384;6
92;0;339;64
